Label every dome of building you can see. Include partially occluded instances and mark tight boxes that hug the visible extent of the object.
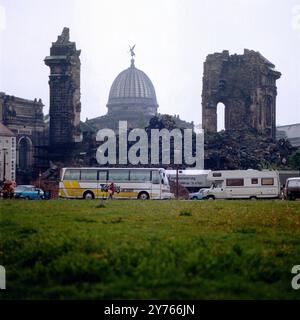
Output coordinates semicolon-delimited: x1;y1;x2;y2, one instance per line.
87;57;193;131
107;59;158;109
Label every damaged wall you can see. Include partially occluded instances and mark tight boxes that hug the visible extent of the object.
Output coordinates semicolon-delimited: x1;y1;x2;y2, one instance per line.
202;49;281;140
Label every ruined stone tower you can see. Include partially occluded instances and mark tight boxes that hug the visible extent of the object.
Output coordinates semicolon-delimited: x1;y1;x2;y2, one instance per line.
202;49;281;139
45;28;81;148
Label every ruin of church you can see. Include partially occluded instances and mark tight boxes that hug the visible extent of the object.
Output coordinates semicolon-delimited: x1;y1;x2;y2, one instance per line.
202;49;281;139
44;27;82;152
2;28;295;184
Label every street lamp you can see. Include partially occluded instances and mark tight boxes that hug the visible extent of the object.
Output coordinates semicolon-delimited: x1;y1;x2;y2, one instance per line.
38;170;42;189
174;149;181;200
176;166;179;200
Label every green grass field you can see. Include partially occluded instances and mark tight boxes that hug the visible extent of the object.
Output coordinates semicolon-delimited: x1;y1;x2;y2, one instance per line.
1;199;300;299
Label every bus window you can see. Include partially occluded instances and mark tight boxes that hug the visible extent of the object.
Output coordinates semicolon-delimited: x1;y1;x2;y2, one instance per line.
64;169;80;180
98;171;108;181
130;170;151;182
80;170;97;181
108;170;129;182
152;171;160;184
160;171;168;185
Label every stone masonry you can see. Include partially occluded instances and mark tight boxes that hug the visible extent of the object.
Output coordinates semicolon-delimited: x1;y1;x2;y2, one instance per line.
202;49;281;139
44;27;82;147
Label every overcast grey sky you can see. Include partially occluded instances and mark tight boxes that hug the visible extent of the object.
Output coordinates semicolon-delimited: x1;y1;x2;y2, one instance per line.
0;0;300;128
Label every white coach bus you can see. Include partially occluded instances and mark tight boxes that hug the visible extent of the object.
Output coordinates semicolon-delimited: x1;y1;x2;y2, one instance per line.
59;167;173;200
201;169;280;200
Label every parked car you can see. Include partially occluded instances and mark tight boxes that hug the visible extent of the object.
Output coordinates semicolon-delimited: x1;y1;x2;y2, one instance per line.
284;177;300;200
14;185;44;200
189;188;206;200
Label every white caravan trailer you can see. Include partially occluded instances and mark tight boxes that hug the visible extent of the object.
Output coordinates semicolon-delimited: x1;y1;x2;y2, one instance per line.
202;169;280;200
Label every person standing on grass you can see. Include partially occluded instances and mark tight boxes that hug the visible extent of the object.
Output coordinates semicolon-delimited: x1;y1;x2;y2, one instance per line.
108;182;115;200
2;179;14;199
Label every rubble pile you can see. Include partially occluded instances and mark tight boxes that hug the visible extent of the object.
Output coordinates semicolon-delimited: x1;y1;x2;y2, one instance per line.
204;129;296;170
169;180;189;200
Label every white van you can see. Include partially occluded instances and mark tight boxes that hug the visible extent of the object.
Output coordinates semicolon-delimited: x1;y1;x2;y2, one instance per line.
202;169;280;200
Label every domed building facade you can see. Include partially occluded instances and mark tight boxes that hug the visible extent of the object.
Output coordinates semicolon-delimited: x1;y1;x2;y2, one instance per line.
88;58;159;130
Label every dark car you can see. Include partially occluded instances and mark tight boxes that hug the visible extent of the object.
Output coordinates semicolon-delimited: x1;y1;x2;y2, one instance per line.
284;178;300;200
14;185;44;200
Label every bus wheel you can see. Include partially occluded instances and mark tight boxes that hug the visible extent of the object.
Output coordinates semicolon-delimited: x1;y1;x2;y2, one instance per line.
138;192;149;200
83;191;94;200
250;196;257;200
207;196;215;200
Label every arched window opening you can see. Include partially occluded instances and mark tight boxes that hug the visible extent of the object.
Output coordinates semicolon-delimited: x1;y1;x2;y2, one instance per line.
18;137;32;170
217;102;225;132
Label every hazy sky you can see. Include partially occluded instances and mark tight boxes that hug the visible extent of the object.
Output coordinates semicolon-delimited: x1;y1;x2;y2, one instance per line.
0;0;300;129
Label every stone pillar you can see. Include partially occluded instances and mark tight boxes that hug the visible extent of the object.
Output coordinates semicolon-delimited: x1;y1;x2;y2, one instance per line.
201;50;229;133
44;28;81;148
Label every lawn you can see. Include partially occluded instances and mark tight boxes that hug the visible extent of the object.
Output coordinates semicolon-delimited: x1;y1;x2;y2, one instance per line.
0;199;300;299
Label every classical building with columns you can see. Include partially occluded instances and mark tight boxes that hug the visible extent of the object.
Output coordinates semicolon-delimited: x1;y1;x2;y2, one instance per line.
0;122;16;181
0;93;46;182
